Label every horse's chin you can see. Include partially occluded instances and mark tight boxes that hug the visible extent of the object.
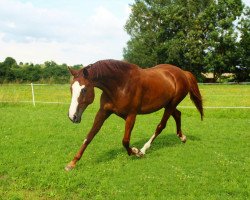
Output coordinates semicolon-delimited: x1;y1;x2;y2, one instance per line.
68;114;82;124
74;115;82;123
73;118;81;124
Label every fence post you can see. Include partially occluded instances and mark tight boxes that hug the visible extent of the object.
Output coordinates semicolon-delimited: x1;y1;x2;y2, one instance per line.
31;83;35;107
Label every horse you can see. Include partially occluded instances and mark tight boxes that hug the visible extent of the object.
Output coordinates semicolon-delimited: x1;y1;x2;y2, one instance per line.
66;59;203;171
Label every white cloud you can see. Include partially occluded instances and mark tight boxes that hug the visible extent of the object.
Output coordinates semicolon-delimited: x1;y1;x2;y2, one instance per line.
244;0;250;6
0;0;73;43
0;0;131;65
87;6;122;37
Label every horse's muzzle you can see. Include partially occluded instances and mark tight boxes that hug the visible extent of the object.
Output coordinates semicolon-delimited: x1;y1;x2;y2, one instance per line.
68;114;81;123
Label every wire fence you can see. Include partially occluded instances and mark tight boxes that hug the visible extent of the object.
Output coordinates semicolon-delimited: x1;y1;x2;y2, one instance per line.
0;83;250;109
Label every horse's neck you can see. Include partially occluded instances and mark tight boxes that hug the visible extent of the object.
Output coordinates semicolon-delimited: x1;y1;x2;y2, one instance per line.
89;65;137;97
92;78;120;97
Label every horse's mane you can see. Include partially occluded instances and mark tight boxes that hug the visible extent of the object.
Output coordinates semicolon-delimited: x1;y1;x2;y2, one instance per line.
86;59;136;81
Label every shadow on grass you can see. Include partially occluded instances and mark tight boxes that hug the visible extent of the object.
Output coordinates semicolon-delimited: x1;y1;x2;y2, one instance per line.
95;133;201;163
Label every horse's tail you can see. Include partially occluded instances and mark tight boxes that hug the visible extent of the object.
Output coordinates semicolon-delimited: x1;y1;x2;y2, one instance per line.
185;71;204;120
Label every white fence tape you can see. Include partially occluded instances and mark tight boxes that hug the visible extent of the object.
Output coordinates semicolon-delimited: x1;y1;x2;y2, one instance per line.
0;100;249;109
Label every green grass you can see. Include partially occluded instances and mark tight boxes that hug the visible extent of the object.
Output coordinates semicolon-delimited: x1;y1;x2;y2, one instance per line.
0;85;249;199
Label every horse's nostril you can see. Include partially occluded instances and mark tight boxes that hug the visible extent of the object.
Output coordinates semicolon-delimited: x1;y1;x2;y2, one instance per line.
73;115;77;121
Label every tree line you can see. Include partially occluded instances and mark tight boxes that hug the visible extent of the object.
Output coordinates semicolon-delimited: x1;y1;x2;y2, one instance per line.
123;0;250;82
0;57;82;84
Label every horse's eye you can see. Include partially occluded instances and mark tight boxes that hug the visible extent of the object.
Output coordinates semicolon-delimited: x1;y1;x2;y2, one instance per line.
81;88;87;94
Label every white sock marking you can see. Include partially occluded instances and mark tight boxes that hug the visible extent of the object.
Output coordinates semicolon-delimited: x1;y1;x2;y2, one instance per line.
83;139;87;144
140;134;156;154
69;81;85;120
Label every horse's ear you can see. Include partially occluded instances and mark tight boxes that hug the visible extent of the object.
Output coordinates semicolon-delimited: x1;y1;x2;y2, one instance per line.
68;67;78;77
83;68;89;78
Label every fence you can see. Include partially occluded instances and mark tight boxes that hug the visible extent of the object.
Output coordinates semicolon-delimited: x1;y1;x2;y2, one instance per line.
0;83;250;109
0;83;70;106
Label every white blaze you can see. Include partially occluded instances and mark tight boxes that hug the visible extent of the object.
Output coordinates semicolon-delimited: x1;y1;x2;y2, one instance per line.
69;81;85;120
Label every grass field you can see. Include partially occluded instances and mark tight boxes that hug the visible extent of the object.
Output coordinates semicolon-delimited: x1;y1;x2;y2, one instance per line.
0;84;249;199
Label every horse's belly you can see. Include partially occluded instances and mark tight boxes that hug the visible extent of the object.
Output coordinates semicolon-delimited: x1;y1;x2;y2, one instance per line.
139;92;172;114
139;104;166;114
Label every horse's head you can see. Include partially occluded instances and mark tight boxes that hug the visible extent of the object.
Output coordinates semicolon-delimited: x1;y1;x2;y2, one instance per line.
68;67;94;123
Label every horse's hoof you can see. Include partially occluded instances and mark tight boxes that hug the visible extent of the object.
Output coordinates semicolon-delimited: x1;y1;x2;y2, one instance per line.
132;147;144;157
180;135;187;143
65;162;75;171
137;151;144;157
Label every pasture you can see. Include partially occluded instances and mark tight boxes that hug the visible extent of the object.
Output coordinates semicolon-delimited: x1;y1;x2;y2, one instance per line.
0;84;249;199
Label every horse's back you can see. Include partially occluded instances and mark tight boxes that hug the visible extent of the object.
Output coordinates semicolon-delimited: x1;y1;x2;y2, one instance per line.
151;64;187;78
142;64;189;88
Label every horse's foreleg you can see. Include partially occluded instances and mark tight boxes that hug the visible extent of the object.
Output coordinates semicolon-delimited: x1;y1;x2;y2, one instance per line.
140;107;171;155
172;109;186;143
122;114;143;157
65;109;110;171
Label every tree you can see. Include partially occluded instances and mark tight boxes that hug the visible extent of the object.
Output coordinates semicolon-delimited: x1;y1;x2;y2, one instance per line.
123;0;160;67
42;61;69;83
234;6;250;82
0;57;18;82
124;0;244;81
202;0;244;81
22;64;42;82
124;0;214;78
0;58;71;83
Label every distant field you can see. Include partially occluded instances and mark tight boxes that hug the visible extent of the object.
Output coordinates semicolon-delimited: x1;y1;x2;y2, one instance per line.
0;84;249;199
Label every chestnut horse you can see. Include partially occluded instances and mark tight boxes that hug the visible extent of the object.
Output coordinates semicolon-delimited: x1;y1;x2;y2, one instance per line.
66;59;203;171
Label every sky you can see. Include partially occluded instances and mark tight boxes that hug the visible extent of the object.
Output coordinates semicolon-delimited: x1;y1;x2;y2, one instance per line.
0;0;249;66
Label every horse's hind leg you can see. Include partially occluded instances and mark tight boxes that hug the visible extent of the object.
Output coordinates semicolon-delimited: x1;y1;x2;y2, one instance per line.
140;107;172;155
172;109;186;143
